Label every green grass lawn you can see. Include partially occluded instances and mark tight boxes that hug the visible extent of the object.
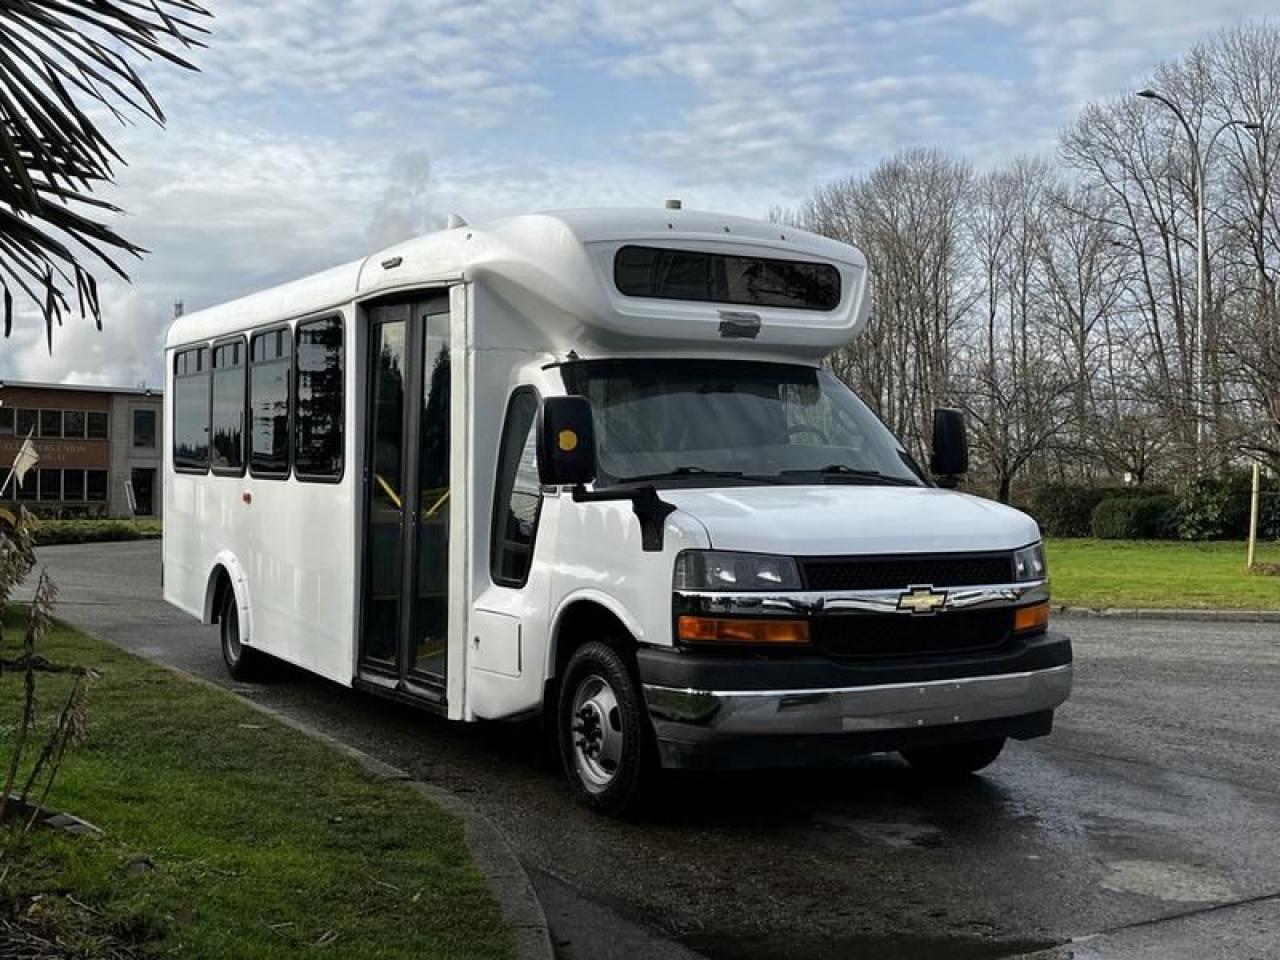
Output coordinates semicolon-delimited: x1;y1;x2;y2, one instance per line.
0;608;510;959
1047;538;1280;610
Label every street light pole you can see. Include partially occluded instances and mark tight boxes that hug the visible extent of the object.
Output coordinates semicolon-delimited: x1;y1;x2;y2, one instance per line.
1135;89;1260;468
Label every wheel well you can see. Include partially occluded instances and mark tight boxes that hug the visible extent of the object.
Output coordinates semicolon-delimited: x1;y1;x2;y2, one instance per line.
551;600;637;681
544;601;640;724
206;566;232;625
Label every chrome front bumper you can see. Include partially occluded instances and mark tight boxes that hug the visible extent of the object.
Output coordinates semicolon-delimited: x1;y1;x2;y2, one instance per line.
644;663;1073;738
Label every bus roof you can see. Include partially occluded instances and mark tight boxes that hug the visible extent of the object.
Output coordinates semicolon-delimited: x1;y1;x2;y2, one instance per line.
164;207;870;358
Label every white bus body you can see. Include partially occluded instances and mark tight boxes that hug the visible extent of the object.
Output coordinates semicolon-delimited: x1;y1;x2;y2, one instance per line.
164;208;1071;812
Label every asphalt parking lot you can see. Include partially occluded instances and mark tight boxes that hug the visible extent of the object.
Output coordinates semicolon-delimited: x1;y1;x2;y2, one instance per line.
22;541;1280;959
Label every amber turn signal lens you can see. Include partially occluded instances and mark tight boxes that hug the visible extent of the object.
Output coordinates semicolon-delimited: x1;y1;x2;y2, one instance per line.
677;616;811;646
1013;602;1050;635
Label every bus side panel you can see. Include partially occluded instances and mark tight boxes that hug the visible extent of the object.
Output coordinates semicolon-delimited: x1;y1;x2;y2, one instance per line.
162;310;359;688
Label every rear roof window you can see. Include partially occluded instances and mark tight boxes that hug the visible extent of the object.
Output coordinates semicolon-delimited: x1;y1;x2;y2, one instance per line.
614;245;841;312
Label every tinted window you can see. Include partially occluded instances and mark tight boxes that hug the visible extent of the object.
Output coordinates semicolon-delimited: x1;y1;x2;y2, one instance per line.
562;359;923;487
38;468;61;500
294;317;343;478
63;469;84;501
173;347;210;471
64;410;86;438
87;411;109;440
614;245;841;311
490;390;543;587
87;469;107;501
211;340;246;474
133;409;156;448
16;409;37;437
17;471;37;500
0;407;12;435
249;328;292;477
39;410;62;438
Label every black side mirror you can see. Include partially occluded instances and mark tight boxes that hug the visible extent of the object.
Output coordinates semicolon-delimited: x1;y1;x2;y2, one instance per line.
537;396;597;487
930;407;968;487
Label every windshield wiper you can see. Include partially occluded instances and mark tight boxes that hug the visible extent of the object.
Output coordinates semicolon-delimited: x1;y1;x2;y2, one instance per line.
780;465;918;486
614;466;783;485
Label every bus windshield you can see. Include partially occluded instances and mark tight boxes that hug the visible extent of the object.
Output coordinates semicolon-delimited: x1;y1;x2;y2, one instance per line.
561;360;925;488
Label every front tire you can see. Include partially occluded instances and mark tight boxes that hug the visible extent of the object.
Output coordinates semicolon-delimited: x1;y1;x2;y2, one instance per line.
558;642;654;815
219;588;266;682
900;737;1006;777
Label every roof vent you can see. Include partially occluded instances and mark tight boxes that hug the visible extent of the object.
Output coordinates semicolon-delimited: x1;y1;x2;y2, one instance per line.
665;198;682;210
447;213;468;229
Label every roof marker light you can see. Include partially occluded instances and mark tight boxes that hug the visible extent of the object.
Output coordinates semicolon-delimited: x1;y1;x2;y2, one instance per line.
381;256;403;270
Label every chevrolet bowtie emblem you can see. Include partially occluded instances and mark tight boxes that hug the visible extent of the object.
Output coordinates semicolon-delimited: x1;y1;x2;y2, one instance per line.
897;585;948;615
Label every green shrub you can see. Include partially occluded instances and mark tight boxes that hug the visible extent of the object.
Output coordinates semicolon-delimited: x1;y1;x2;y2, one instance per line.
1090;495;1180;540
1177;469;1280;541
30;518;162;546
1029;484;1167;538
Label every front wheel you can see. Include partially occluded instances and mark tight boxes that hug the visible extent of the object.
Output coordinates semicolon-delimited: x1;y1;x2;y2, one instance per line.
558;642;654;815
219;588;266;682
900;737;1006;777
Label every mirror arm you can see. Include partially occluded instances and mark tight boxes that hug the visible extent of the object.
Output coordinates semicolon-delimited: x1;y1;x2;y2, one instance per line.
570;484;677;552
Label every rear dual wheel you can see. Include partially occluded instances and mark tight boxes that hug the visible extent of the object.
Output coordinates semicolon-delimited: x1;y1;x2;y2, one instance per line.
219;587;267;682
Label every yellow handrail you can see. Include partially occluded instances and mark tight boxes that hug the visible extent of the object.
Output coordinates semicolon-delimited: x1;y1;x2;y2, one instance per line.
375;473;402;510
423;489;450;519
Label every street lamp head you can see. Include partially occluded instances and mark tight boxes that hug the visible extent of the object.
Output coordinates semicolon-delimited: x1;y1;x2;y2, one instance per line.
1244;122;1263;132
1136;89;1158;99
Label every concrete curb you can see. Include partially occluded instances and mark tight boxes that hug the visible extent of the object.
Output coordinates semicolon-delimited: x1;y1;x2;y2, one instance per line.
154;668;554;960
1054;605;1280;623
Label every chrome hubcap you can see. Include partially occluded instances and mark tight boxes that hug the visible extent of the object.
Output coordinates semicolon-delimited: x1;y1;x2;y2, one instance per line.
570;674;623;792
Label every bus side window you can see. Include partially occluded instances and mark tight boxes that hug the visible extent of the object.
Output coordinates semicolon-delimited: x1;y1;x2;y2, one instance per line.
211;337;247;475
173;346;211;472
249;327;292;478
490;389;543;587
295;316;344;480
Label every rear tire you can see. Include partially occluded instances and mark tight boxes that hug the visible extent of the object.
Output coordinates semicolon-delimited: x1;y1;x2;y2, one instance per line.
558;641;654;816
900;737;1006;777
219;587;266;682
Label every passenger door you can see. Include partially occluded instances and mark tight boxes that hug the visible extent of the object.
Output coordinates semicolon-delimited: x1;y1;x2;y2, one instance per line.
359;294;452;701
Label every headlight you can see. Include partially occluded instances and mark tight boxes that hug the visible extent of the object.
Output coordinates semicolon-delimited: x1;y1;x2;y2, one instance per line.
673;550;802;591
1013;542;1047;581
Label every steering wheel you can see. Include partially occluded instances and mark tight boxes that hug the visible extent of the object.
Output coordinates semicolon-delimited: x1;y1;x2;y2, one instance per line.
771;424;828;445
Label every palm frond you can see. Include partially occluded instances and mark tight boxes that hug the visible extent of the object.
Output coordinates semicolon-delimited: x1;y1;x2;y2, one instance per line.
0;0;210;347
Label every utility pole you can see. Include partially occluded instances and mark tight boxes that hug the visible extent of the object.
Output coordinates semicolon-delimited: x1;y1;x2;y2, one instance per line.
1136;90;1260;469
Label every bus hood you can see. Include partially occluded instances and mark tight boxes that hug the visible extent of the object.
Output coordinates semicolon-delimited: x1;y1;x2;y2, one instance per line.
661;485;1040;557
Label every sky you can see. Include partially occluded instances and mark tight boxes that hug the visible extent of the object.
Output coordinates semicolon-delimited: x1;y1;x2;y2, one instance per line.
2;0;1276;387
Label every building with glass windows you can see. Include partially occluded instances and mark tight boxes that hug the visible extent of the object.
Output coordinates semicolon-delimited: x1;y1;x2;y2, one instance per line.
0;380;163;518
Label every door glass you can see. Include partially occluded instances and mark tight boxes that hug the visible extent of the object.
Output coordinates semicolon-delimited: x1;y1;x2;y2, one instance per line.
363;317;408;665
414;307;450;677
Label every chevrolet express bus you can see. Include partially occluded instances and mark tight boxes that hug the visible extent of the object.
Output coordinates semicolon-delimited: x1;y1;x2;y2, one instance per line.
163;207;1072;813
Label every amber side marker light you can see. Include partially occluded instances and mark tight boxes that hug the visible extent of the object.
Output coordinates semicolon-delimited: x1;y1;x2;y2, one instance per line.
1014;602;1050;635
678;616;811;646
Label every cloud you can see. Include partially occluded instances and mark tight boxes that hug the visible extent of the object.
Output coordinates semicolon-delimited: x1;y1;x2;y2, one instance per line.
4;0;1278;385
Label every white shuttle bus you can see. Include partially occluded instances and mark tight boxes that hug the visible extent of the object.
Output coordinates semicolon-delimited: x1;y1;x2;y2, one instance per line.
163;207;1072;813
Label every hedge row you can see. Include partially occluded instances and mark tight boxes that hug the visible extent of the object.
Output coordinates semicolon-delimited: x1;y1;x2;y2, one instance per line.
30;518;163;546
1029;485;1165;538
1029;470;1280;540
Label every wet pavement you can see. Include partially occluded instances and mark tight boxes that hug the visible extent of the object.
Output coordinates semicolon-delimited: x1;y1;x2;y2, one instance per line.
22;541;1280;959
